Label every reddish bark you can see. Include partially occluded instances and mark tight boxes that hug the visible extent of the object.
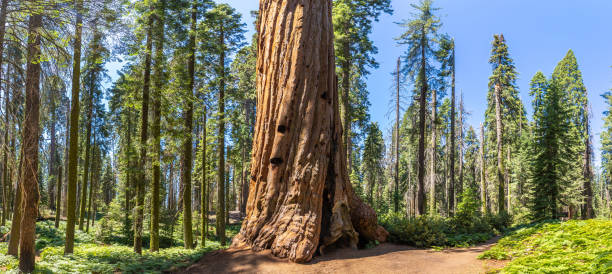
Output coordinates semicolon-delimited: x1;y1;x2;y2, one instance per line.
231;0;387;263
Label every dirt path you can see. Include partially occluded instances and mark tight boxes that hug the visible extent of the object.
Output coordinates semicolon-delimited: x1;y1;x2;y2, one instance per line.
178;237;506;274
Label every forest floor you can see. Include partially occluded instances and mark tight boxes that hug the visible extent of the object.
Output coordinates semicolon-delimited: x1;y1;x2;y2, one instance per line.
178;236;507;274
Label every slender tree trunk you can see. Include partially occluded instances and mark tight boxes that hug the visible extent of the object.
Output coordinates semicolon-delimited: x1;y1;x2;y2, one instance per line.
394;57;400;213
429;89;437;214
494;83;505;214
150;0;165;252
416;32;428;216
200;107;207;247
86;143;97;232
55;166;62;228
231;0;387;262
506;146;511;213
181;0;197;249
168;160;174;212
124;114;132;234
7;146;23;256
216;23;227;246
134;5;153;254
1;62;10;226
19;9;43;270
79;64;96;230
62;101;70;218
449;44;456;216
0;0;8;225
65;0;84;255
224;160;230;226
480;123;487;213
458;93;464;198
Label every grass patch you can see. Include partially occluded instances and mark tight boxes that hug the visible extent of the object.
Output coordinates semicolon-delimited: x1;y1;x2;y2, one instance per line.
479;219;612;273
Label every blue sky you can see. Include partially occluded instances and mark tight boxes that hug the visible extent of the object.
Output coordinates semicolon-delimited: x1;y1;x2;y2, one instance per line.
217;0;612;166
109;0;612;166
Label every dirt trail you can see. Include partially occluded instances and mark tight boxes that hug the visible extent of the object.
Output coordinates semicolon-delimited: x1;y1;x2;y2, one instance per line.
178;237;506;274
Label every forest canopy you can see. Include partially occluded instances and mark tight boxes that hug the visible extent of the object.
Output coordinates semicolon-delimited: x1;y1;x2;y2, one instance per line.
0;0;609;272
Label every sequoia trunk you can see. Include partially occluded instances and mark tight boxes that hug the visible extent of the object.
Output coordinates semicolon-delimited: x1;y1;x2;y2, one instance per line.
231;0;387;263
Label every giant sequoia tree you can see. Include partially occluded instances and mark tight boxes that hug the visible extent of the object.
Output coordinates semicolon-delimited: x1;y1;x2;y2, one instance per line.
231;0;387;263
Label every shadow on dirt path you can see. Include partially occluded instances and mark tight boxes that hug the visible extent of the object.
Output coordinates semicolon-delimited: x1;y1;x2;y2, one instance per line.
174;236;507;274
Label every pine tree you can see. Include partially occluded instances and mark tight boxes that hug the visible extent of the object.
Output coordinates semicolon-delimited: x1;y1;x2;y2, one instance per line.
529;70;575;220
485;34;520;214
396;0;441;215
363;122;385;208
550;50;591;218
333;0;391;175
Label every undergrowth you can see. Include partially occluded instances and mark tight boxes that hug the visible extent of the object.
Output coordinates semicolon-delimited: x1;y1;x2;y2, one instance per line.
0;220;231;273
479;219;612;273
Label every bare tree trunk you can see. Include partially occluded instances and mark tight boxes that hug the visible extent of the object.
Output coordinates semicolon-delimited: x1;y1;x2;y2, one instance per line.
8;146;23;256
181;0;197;249
458;93;464;199
216;23;226;246
506;146;511;213
62;101;70;218
494;83;505;214
19;8;42;270
134;5;153;254
429;89;437;214
79;58;96;230
449;44;455;216
394;58;400;213
2;62;10;226
55;166;63;228
150;0;165;252
0;0;9;223
65;0;84;254
480;123;487;213
200;107;207;247
416;32;428;216
168;160;175;212
231;0;387;263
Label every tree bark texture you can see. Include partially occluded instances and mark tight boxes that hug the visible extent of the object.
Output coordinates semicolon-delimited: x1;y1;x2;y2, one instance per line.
416;31;428;216
181;0;197;249
19;8;42;271
216;23;227;247
55;165;63;228
480;123;487;213
7;146;23;256
429;89;437;214
449;44;455;216
134;7;153;254
494;83;505;214
65;0;83;254
150;0;165;252
231;0;387;263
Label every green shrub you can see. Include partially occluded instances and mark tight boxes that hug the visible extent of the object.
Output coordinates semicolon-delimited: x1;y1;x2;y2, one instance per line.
380;212;448;247
479;219;612;273
380;193;511;249
451;188;492;234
